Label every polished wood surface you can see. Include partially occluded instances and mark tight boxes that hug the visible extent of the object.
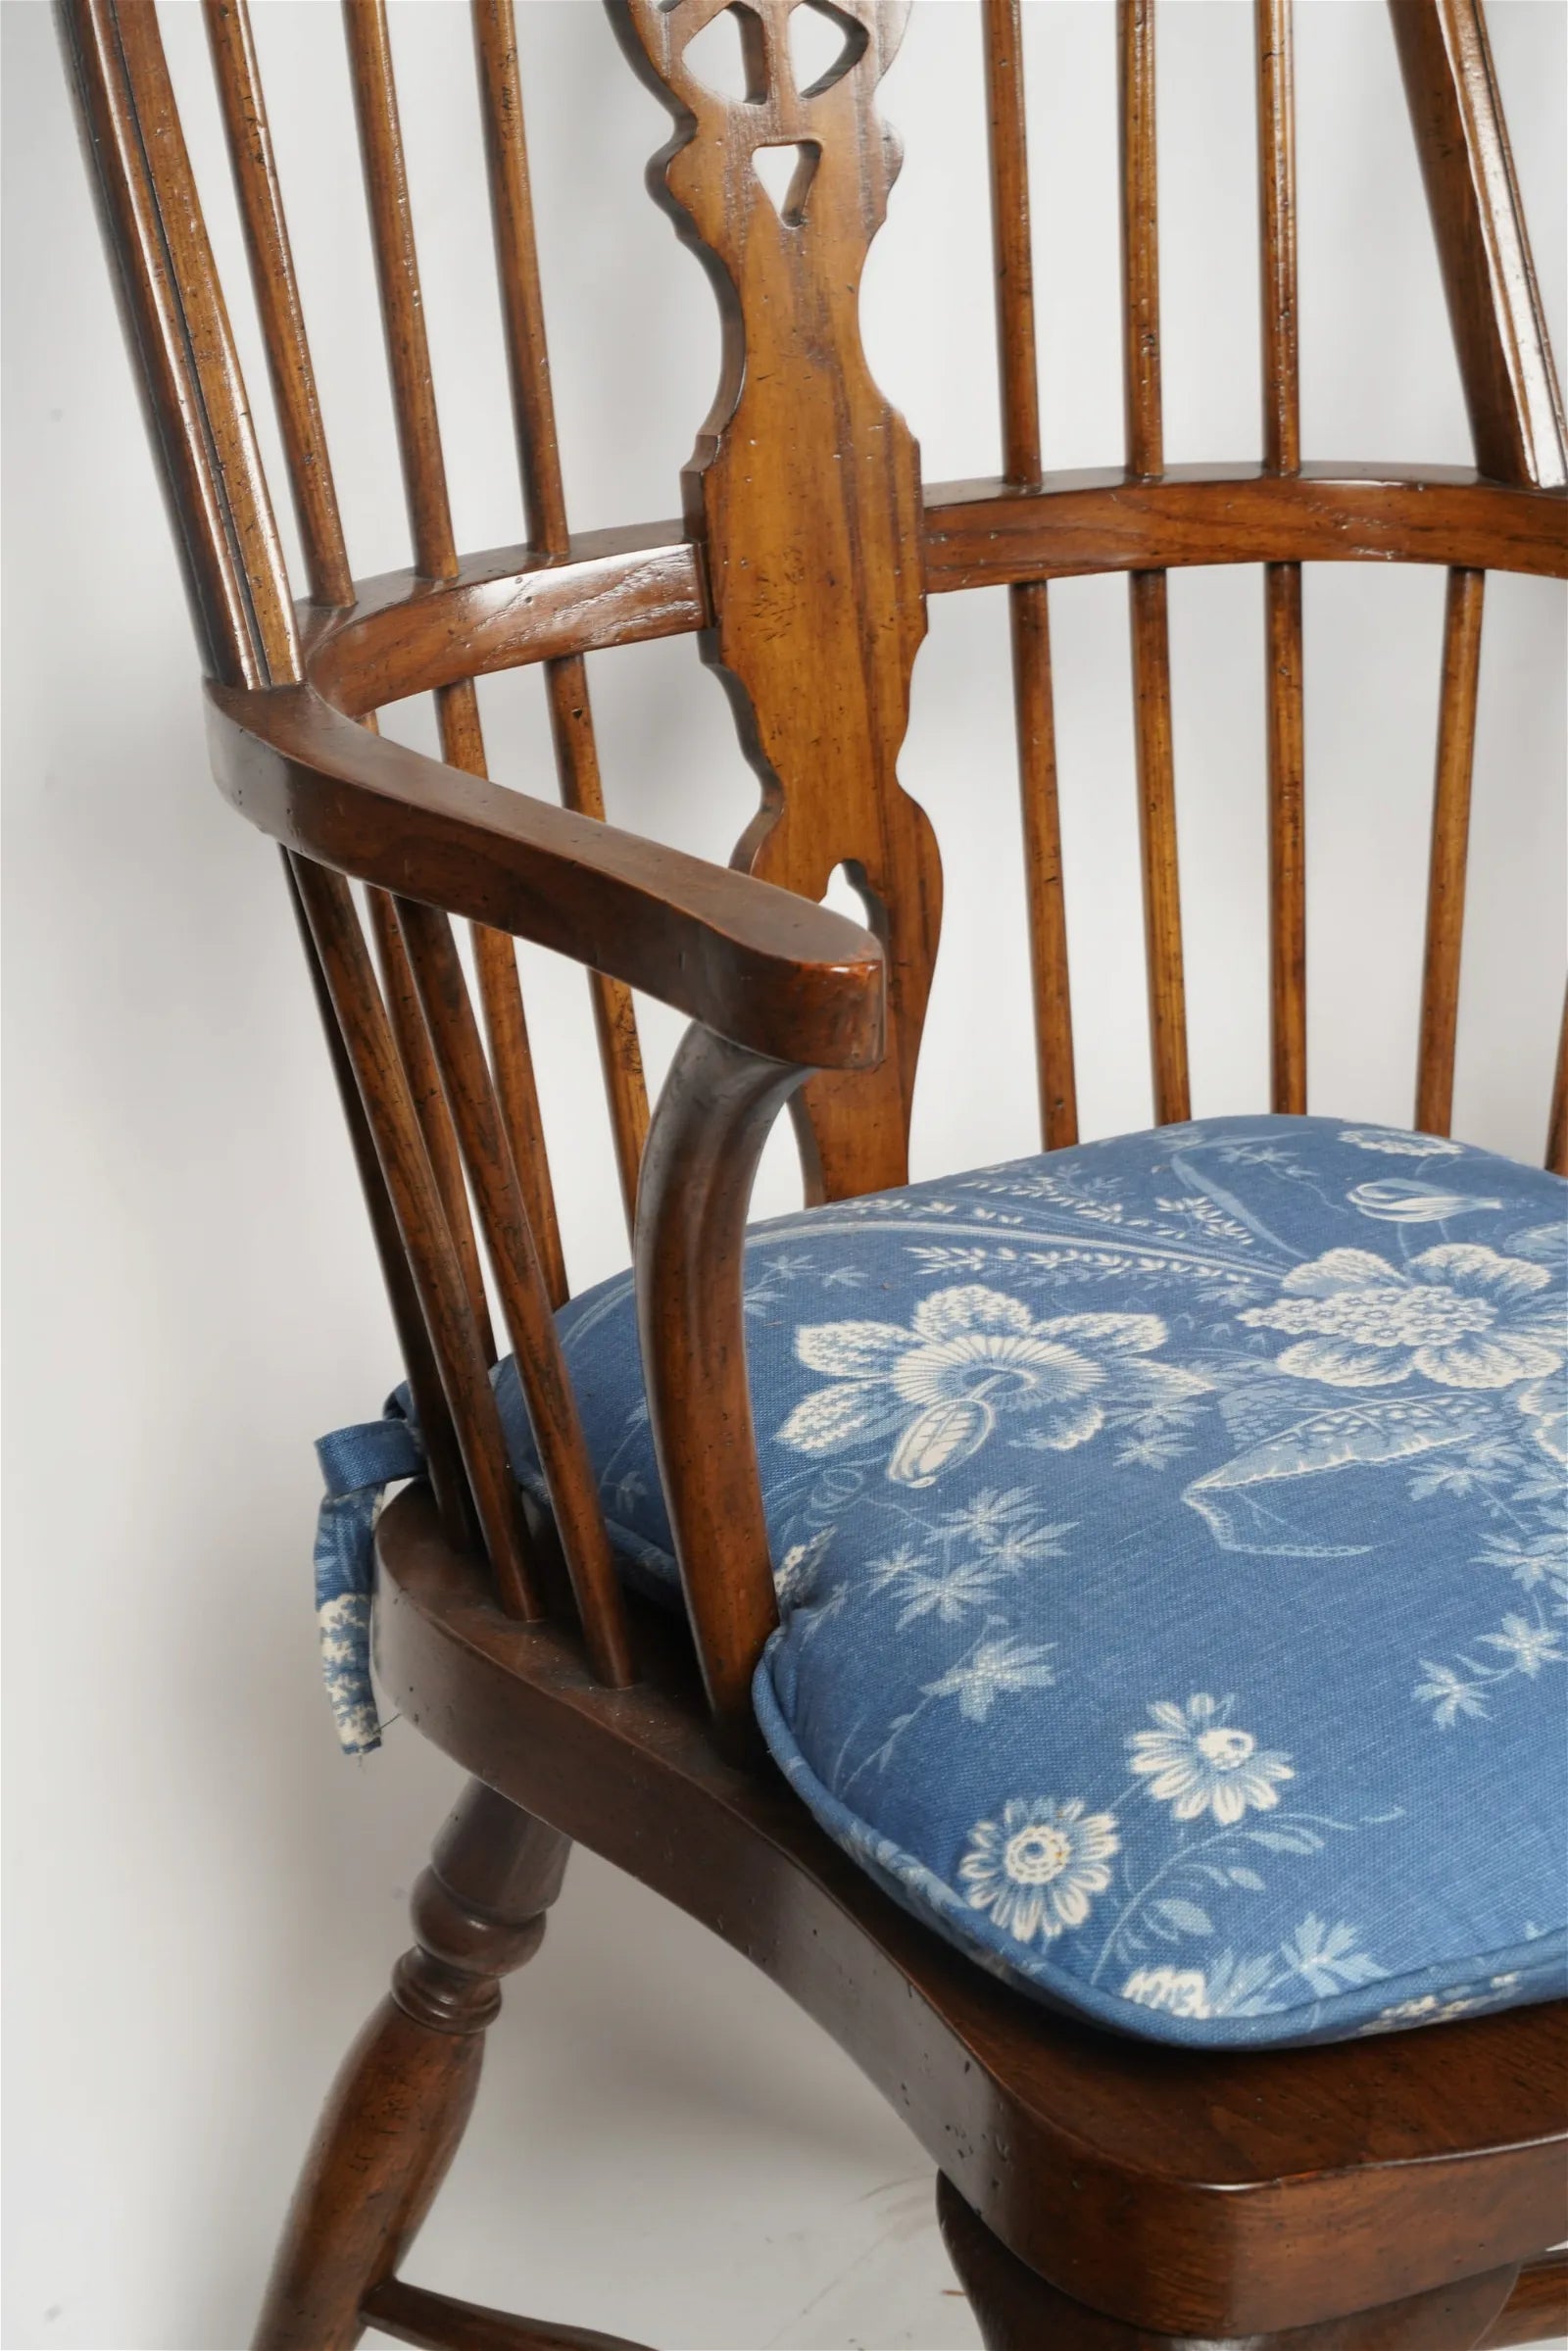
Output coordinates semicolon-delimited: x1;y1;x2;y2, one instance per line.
1256;0;1307;1117
936;2173;1523;2350
1389;0;1567;493
251;1783;569;2350
982;0;1077;1150
1415;567;1487;1137
472;0;650;1236
56;0;1567;2340
300;470;1566;720
1118;0;1191;1127
612;0;942;1204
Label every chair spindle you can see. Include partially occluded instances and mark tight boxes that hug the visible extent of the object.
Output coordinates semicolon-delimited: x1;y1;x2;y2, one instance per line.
297;861;542;1620
394;900;635;1686
981;0;1077;1151
201;0;558;1604
369;888;499;1366
202;0;355;612
1547;983;1568;1178
1256;0;1307;1118
1415;566;1487;1137
473;0;651;1243
1117;0;1191;1127
343;0;569;1318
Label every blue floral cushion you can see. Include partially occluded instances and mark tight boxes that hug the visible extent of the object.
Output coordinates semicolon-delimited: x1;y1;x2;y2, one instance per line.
318;1116;1567;2045
516;1115;1568;2047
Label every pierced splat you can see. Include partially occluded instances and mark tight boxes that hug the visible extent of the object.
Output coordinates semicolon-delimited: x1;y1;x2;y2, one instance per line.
609;0;943;1200
683;6;768;107
789;0;869;97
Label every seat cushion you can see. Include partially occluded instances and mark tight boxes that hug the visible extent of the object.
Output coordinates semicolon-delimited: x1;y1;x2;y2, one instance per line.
517;1114;1568;2047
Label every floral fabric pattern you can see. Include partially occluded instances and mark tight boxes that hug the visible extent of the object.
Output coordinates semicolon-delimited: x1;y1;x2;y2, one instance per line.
392;1116;1568;2046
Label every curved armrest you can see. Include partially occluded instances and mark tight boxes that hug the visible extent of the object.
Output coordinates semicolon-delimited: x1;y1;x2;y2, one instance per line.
206;680;886;1072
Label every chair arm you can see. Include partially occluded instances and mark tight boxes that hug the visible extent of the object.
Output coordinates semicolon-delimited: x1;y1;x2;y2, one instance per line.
205;680;886;1072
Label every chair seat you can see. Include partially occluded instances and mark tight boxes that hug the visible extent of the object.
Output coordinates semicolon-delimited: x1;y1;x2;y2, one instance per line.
506;1114;1568;2049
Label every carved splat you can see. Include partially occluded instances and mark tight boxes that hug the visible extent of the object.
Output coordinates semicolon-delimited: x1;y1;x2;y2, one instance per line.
609;0;942;1200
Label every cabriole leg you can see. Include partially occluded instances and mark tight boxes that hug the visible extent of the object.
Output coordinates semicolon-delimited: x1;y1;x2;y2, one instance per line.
935;2172;1520;2351
252;1780;570;2351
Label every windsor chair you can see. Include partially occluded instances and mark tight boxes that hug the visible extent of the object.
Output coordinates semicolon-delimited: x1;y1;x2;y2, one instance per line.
57;0;1568;2342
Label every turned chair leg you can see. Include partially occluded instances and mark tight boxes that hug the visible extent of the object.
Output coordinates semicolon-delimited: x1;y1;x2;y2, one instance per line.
252;1779;570;2351
936;2173;1522;2351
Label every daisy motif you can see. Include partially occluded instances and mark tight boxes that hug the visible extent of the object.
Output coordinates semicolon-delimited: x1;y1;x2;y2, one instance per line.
1129;1692;1294;1824
1238;1244;1563;1391
958;1797;1119;1943
776;1284;1204;1488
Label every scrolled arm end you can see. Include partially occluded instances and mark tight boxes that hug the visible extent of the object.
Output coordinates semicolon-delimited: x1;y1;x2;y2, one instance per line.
205;678;886;1073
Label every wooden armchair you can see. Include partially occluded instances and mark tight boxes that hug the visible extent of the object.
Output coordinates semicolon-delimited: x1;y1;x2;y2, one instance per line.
58;0;1566;2342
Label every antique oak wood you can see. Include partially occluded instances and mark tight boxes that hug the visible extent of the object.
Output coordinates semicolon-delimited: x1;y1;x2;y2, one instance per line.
55;0;1566;2342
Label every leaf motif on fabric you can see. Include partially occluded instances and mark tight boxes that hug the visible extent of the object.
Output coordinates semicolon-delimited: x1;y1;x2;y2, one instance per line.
1152;1898;1214;1937
1184;1396;1499;1552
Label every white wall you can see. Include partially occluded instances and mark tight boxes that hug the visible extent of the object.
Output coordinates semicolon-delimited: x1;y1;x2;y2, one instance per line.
4;3;1563;2345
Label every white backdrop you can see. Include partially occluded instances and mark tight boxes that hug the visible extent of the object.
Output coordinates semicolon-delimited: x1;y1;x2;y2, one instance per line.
5;2;1564;2344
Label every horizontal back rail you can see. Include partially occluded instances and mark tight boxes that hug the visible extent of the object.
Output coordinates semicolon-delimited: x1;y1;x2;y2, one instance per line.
303;472;1567;719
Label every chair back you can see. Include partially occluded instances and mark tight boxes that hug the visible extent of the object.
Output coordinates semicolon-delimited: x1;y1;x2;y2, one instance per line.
58;0;1567;1719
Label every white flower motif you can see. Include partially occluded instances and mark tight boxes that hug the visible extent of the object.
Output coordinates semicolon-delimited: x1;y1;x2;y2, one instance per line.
1514;1374;1567;1463
959;1796;1119;1943
1122;1965;1210;2018
1238;1244;1562;1391
922;1637;1057;1722
1413;1660;1489;1726
938;1486;1037;1546
1477;1614;1566;1677
867;1546;1009;1628
1129;1692;1294;1825
777;1284;1204;1488
1339;1127;1464;1156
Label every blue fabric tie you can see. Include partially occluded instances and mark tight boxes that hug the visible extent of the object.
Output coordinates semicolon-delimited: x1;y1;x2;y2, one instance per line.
314;1397;422;1755
313;1362;543;1754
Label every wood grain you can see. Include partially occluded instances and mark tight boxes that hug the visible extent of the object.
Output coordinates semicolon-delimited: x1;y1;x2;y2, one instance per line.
299;473;1567;720
473;0;650;1235
361;2278;649;2351
394;896;635;1687
1390;0;1567;490
1478;2250;1568;2349
634;1023;802;1735
251;1783;568;2350
1118;0;1191;1127
982;0;1077;1148
293;857;539;1621
1257;0;1306;1117
206;679;887;1075
1415;567;1486;1136
612;0;942;1201
937;2172;1520;2349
